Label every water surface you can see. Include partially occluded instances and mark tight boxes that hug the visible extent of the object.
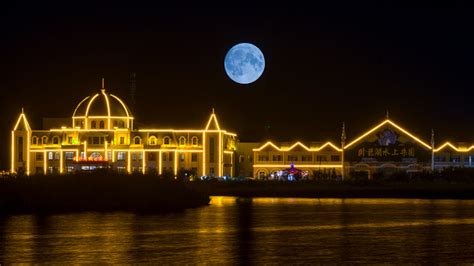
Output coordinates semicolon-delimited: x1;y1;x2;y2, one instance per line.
1;197;474;263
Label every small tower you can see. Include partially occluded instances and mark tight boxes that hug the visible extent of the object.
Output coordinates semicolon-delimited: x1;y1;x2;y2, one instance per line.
11;109;32;175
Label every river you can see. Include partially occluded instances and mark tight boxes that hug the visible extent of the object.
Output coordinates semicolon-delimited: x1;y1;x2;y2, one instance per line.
1;197;474;263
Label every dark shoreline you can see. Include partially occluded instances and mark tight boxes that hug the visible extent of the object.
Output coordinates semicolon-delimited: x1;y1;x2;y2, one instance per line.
189;181;474;200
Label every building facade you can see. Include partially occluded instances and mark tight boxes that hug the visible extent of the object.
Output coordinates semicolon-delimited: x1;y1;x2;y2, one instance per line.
252;117;474;179
11;84;237;177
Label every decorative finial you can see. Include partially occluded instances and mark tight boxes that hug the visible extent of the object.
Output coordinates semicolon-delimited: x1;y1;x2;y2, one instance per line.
386;109;389;119
212;108;215;114
431;129;435;146
101;78;105;89
21;107;24;114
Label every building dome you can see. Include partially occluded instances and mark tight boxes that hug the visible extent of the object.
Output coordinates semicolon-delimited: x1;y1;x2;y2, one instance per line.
73;89;132;118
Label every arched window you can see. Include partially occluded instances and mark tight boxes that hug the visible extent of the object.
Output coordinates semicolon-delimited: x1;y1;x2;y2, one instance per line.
149;136;157;145
91;121;97;129
163;136;171;145
134;136;141;145
191;136;198;146
42;136;48;145
99;120;105;129
119;121;125;128
81;120;84;129
179;136;186;146
53;136;60;145
113;121;118;127
32;136;38;145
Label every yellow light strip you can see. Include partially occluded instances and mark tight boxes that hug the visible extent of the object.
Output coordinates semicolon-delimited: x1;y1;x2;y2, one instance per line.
202;131;206;176
30;149;79;152
219;132;222;176
127;151;131;174
73;116;135;119
59;151;63;174
11;131;14;173
84;93;99;130
253;141;342;152
159;151;162;174
72;96;90;117
43;151;47;174
434;142;474;152
253;164;342;168
230;152;233;177
205;113;221;131
83;141;87;160
110;94;131;117
344;119;432;150
111;149;203;152
142;150;146;174
224;150;234;154
101;90;112;129
174;151;178;176
50;128;129;132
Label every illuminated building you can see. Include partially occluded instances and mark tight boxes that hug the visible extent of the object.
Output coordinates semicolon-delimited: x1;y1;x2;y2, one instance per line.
252;114;474;179
11;80;237;177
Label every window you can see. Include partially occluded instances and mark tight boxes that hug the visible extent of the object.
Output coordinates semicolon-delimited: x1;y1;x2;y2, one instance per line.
54;152;60;160
148;153;156;161
48;152;53;160
52;136;59;145
42;136;48;145
93;136;99;144
272;155;282;161
316;155;327;162
287;155;298;162
134;137;141;145
149;136;157;145
68;136;72;144
32;136;37;145
18;137;23;162
192;137;198;146
91;121;97;129
301;155;313;161
65;152;74;161
113;121;118;127
117;152;126;161
36;153;43;160
99;120;105;129
120;137;125;145
139;153;143;161
258;155;269;161
169;152;173;161
239;155;245;163
119;121;125;128
192;153;198;162
209;137;215;163
179;137;186;146
162;152;167;161
331;155;340;161
180;154;185;162
132;153;137;161
163;137;171;145
210;167;215;176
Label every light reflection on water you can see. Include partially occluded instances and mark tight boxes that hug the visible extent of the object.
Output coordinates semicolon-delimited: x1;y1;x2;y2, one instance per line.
1;197;474;263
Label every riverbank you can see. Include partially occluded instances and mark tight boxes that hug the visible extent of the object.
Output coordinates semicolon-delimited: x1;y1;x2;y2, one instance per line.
0;174;210;214
188;180;474;199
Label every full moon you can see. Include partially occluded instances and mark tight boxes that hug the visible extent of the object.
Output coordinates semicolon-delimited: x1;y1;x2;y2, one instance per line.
224;43;265;84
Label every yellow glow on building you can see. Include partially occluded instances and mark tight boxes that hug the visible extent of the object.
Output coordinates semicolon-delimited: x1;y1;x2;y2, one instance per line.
253;141;342;152
84;93;99;130
101;89;112;129
434;142;474;152
344;119;432;150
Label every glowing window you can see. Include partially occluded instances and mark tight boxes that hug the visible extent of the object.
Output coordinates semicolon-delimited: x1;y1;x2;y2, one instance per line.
163;137;171;145
42;136;48;145
179;137;186;146
149;136;157;145
53;136;59;145
99;120;105;129
134;136;141;145
91;121;97;129
120;137;125;145
32;136;37;145
191;136;198;146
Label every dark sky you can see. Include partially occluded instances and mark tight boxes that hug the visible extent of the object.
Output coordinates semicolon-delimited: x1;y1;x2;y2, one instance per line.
1;3;473;169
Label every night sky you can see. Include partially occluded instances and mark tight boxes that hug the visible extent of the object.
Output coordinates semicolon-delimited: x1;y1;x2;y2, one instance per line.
1;3;473;169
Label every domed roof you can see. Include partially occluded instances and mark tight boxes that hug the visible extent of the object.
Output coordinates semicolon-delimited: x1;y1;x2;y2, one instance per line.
73;89;132;118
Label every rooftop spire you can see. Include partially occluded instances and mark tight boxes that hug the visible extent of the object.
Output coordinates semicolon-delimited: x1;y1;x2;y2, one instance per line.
101;78;105;89
341;122;346;142
212;107;215;114
386;109;389;119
